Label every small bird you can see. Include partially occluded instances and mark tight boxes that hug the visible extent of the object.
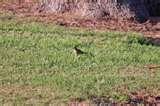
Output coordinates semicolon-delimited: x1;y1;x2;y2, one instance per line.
73;46;87;55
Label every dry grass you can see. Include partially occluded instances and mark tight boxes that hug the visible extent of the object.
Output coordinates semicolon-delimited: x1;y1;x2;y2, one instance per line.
37;0;159;22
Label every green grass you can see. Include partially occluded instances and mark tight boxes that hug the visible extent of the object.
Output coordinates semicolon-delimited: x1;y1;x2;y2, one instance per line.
0;14;160;103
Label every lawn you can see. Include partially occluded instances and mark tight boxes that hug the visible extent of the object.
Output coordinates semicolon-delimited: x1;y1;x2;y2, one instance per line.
0;13;160;104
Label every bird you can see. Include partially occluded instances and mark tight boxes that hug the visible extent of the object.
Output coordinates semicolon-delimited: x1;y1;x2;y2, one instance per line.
73;46;87;55
73;45;95;57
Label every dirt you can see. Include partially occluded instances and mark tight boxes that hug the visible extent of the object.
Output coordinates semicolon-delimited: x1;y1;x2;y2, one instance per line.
0;85;57;104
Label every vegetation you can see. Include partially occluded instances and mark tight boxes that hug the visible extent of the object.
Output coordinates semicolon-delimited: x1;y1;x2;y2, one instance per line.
39;0;160;22
0;13;160;103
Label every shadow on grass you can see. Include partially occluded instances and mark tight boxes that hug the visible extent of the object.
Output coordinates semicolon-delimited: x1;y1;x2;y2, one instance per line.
139;37;160;46
128;36;160;46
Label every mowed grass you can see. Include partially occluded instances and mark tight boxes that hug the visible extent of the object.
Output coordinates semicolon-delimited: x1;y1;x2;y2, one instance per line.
0;15;160;103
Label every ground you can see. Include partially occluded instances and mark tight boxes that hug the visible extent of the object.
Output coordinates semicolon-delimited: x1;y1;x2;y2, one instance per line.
1;1;159;37
0;1;160;105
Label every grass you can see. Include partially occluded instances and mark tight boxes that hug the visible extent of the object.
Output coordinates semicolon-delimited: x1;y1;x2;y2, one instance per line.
0;13;160;104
